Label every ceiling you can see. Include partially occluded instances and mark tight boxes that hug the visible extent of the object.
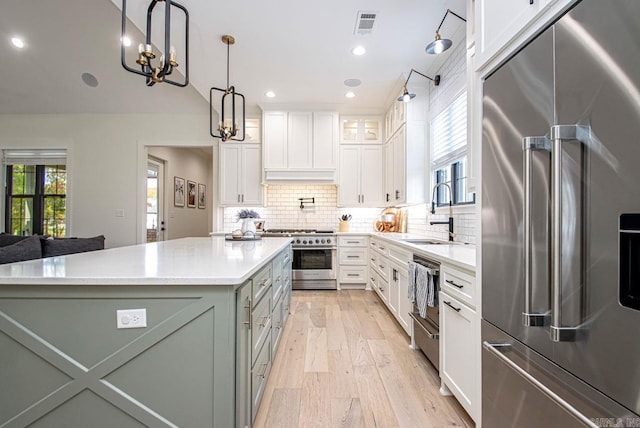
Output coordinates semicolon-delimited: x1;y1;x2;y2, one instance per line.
0;0;466;116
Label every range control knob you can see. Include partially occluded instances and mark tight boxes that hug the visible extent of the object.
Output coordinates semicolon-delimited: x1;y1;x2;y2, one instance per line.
296;239;301;244
315;239;320;243
321;239;326;244
303;240;307;244
326;238;331;244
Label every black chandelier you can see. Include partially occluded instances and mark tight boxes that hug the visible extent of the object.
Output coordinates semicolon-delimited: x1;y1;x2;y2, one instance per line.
120;0;189;87
210;35;245;142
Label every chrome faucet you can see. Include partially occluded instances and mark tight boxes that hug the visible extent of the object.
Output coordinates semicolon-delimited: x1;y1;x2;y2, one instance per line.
429;183;455;241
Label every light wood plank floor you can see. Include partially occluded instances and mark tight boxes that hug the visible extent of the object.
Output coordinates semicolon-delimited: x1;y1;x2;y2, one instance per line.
253;290;475;428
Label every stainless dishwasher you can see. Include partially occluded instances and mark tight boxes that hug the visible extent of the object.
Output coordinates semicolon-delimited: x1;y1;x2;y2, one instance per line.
409;254;440;371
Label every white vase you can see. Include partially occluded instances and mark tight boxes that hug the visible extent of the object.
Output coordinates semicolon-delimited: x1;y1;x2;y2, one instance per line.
241;218;256;234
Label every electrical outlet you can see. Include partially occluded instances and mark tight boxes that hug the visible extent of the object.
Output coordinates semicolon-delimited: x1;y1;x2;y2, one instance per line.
116;308;147;329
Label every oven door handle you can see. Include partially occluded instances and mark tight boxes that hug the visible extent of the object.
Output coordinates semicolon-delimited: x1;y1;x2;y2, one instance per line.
409;312;439;339
293;246;337;250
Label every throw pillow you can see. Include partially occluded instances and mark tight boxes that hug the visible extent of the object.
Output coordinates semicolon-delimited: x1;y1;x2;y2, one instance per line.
42;235;105;258
0;235;42;264
0;233;30;248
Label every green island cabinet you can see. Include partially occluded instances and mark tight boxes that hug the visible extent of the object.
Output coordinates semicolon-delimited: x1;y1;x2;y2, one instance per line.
0;243;292;428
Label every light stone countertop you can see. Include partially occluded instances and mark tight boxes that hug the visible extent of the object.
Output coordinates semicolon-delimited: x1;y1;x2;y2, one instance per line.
0;237;293;286
336;231;476;271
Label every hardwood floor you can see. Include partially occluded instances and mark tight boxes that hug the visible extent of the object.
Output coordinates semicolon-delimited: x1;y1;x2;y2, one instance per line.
253;290;475;428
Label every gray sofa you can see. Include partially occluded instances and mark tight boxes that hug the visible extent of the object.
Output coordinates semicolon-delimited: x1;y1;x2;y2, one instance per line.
0;233;105;265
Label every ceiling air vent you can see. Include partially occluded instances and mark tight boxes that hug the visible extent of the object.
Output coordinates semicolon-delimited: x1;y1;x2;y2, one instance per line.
354;11;377;35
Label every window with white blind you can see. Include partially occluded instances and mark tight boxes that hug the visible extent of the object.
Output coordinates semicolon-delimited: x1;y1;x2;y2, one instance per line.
3;149;67;237
430;92;474;207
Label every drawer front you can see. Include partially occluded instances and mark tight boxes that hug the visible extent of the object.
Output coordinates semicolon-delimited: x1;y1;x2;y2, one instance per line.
251;335;272;422
388;243;412;266
371;268;389;302
252;293;272;361
339;265;368;283
338;236;368;247
370;239;389;256
339;247;368;265
441;265;476;308
371;254;389;281
252;263;273;304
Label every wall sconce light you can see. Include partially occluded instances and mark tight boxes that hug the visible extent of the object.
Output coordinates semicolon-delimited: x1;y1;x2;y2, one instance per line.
397;69;440;103
425;9;467;55
120;0;189;87
210;35;246;142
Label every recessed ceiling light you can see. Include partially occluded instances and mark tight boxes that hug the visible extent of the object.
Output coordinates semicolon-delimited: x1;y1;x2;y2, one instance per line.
121;36;132;47
11;37;25;49
345;91;356;99
344;78;362;87
351;46;366;56
265;91;276;98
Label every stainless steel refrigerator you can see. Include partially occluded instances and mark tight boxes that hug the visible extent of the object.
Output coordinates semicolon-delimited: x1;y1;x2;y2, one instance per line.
482;0;640;426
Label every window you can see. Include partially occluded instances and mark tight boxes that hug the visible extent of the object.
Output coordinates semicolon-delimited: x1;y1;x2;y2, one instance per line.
431;92;475;207
4;150;67;237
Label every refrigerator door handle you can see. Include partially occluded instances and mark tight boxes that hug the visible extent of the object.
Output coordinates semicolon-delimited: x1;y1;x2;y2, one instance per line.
483;341;599;428
550;125;591;342
522;136;551;327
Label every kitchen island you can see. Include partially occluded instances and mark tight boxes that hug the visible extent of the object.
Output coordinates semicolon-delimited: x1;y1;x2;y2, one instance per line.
0;237;293;428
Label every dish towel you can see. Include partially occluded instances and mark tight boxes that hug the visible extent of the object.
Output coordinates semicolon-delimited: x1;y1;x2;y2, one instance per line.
408;261;438;318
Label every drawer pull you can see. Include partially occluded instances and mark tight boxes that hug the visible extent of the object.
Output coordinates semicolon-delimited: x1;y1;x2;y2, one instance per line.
379;264;385;269
347;255;360;259
347;273;359;277
243;298;252;329
346;240;360;244
260;278;272;288
259;316;269;327
370;257;375;261
446;279;464;289
444;301;461;312
257;363;268;378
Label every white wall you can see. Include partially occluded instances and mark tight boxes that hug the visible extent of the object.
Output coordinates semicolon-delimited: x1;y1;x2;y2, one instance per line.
148;146;213;240
0;113;212;248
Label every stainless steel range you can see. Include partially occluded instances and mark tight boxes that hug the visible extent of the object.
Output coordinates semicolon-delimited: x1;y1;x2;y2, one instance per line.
262;229;337;290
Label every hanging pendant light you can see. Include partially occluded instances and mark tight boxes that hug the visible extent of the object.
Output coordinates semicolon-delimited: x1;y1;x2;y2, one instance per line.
425;9;466;55
210;35;246;142
120;0;189;87
396;69;440;103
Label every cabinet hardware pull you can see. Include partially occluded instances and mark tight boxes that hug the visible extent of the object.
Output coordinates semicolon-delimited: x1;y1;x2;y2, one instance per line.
259;316;269;327
257;363;268;378
379;264;384;269
395;190;400;200
392;268;398;281
445;279;464;289
347;240;359;243
243;298;252;329
347;255;359;258
347;273;359;277
444;301;461;312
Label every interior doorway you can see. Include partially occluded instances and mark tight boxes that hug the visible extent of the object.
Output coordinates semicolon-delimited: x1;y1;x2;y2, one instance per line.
146;157;165;242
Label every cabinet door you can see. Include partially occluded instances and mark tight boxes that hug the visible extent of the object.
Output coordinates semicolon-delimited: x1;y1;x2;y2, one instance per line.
236;281;252;428
263;111;287;169
338;146;361;206
388;265;399;317
287;112;313;168
392;126;406;203
476;0;546;67
383;141;394;206
219;144;242;205
396;266;411;335
441;292;475;417
313;112;338;168
241;145;263;205
360;146;383;206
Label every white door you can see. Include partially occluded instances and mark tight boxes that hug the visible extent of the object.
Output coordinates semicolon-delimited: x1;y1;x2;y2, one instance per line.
146;157;165;242
338;146;361;206
219;144;242;205
241;145;263;205
383;141;394;206
360;146;383;207
312;112;338;169
392;126;406;203
287;111;313;168
263;111;288;169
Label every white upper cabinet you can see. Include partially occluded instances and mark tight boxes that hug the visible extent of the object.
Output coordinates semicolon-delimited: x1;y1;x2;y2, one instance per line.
263;111;287;169
475;0;577;71
263;110;339;182
313;112;339;168
219;144;263;206
338;145;383;207
340;116;382;145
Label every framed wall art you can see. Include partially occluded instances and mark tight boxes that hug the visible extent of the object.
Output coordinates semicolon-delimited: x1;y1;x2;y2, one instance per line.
174;176;185;207
198;183;206;209
187;180;196;208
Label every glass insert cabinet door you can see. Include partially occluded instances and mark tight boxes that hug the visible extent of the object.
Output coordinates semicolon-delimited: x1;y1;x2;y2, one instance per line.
341;117;381;143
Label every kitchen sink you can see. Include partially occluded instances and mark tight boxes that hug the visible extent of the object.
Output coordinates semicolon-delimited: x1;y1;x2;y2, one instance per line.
400;238;449;245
